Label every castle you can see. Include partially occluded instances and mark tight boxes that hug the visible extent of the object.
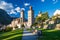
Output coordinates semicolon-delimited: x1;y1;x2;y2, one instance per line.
7;6;60;30
8;6;34;29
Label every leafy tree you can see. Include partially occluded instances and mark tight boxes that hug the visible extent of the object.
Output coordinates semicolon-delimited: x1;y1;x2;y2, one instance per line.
35;11;49;28
52;16;57;21
36;12;49;22
42;12;49;20
32;22;38;26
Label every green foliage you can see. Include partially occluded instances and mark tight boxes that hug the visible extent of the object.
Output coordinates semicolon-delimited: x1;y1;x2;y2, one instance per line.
0;27;13;32
42;12;49;20
5;27;13;32
36;16;42;22
52;16;57;21
32;22;38;26
35;12;49;23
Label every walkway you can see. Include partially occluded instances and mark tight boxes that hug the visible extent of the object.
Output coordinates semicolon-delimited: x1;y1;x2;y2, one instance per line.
22;29;37;40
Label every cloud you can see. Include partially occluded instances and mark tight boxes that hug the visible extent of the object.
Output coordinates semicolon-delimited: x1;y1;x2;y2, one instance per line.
0;1;13;10
15;7;25;12
0;1;15;14
15;7;20;12
21;8;25;11
24;3;30;6
41;0;45;2
0;1;25;15
10;9;16;14
53;0;58;4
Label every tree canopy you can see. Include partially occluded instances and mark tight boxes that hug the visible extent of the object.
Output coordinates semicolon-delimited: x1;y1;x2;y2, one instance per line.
35;12;49;23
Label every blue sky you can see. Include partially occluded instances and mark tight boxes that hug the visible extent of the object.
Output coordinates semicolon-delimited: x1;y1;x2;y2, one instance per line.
0;0;60;18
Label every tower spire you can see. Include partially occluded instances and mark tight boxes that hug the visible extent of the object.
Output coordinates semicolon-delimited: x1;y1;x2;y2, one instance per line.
30;6;32;10
20;10;24;24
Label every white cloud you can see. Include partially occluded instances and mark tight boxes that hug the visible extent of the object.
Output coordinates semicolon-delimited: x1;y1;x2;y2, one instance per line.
0;1;13;10
53;0;58;4
15;7;25;12
15;7;20;12
0;1;25;15
41;0;45;2
0;1;14;14
10;9;16;14
24;3;30;6
21;8;25;11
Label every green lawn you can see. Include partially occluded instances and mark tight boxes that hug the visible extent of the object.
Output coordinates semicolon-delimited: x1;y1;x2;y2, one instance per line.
38;29;60;40
0;29;23;40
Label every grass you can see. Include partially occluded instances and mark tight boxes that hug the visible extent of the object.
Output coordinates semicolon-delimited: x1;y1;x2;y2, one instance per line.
0;29;23;40
38;29;60;40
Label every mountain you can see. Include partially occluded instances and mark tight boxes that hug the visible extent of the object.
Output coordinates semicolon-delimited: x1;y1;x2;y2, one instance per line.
0;9;12;25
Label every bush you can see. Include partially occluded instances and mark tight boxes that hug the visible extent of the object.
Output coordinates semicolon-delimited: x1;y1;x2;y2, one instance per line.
5;27;13;32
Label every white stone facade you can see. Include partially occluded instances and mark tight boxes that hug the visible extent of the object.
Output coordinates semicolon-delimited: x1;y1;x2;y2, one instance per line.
27;6;34;28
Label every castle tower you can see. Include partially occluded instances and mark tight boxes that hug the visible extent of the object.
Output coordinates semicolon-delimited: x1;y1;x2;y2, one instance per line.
20;10;24;24
28;6;34;28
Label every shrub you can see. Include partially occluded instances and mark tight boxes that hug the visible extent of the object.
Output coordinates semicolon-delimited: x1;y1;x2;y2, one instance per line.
5;27;13;32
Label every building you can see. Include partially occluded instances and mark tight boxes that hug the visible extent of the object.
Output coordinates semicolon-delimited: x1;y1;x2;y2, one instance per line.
20;10;24;24
53;9;60;24
27;6;34;28
7;6;35;28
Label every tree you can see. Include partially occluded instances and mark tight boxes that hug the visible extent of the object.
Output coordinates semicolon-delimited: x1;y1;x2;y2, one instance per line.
42;12;49;20
36;12;49;22
35;11;49;28
32;22;38;26
52;16;57;21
